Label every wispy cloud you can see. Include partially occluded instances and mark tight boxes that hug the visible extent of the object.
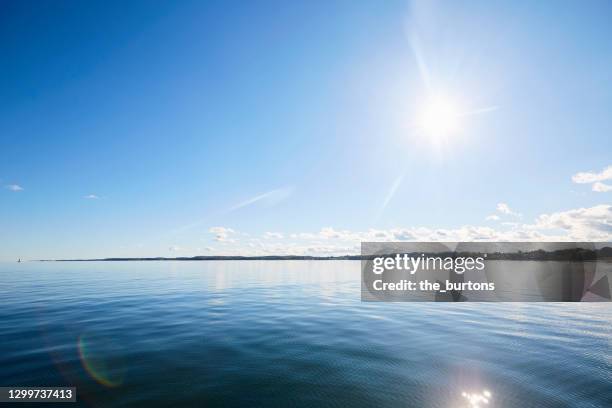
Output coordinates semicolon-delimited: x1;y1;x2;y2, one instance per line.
84;194;99;199
5;184;23;192
485;214;500;221
496;202;521;218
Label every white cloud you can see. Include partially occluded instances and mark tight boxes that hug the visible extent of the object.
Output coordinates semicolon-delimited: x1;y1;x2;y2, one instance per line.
496;203;511;214
169;245;183;252
572;165;612;184
572;165;612;193
485;214;500;221
209;226;236;242
496;202;521;217
5;184;23;191
263;232;283;239
319;227;348;239
209;226;234;234
592;182;612;193
84;194;99;199
533;204;612;240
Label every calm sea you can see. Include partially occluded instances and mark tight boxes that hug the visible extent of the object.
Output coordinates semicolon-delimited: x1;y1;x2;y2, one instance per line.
1;261;610;407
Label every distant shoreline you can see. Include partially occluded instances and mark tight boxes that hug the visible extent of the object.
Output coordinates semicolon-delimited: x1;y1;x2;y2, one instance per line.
40;255;362;262
36;247;612;262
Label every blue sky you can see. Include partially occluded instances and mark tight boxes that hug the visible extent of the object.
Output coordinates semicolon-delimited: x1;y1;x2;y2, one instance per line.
1;0;611;259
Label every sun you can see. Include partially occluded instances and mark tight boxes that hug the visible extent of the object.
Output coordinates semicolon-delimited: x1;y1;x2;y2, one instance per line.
418;94;462;138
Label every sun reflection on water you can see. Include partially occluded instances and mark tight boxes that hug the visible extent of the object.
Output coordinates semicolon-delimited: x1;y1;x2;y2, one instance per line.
461;389;492;407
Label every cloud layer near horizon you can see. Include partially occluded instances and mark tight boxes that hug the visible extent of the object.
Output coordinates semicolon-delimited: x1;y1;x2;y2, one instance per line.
199;204;612;256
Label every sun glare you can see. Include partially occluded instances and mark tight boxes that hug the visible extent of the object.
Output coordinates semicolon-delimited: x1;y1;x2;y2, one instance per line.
418;94;462;138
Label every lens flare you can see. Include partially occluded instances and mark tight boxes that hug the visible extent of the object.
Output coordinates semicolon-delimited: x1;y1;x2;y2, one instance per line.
78;334;126;387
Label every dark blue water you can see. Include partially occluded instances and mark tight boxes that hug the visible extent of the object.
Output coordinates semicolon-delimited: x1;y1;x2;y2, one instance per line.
1;261;610;407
